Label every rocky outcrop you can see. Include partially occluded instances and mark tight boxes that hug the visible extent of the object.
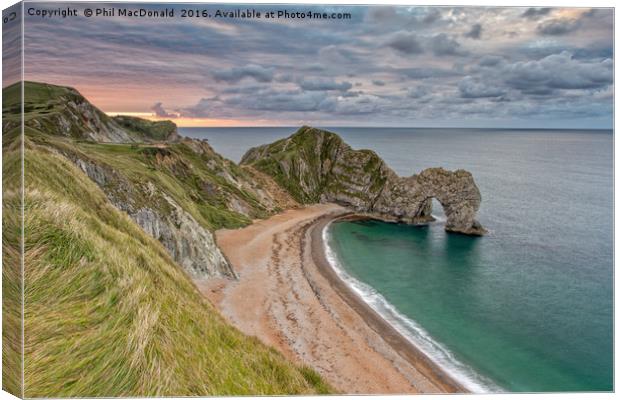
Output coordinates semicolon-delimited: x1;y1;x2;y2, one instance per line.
17;81;301;279
373;168;486;235
242;126;486;235
20;81;136;142
73;157;235;278
112;116;181;142
19;81;179;143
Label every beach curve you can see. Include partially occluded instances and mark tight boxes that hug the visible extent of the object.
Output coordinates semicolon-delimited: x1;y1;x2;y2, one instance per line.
197;204;466;394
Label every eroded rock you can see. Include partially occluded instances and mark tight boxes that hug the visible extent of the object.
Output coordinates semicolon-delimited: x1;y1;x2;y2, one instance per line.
242;126;486;235
72;157;235;278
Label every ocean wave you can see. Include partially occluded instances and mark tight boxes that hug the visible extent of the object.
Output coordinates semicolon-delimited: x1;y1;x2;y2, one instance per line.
322;223;502;393
430;213;447;223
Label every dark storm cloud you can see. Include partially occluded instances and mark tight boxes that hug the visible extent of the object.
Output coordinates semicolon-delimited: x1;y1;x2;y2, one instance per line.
429;34;466;56
372;80;386;86
385;32;424;55
464;24;483;39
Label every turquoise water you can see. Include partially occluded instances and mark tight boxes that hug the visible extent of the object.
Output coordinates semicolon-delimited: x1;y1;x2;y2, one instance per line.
182;127;613;393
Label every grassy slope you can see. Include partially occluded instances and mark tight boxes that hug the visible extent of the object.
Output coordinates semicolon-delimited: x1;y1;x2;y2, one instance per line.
2;83;332;396
4;81;112;139
9;81;285;232
242;126;344;203
242;126;389;205
112;115;178;142
28;130;266;230
2;117;23;396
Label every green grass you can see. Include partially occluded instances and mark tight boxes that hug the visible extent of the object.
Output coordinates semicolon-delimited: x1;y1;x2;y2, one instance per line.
25;129;270;231
2;124;23;397
2;82;333;396
112;115;178;142
242;126;389;207
242;127;343;203
15;138;332;397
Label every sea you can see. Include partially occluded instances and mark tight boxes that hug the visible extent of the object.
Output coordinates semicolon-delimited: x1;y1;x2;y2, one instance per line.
181;127;613;393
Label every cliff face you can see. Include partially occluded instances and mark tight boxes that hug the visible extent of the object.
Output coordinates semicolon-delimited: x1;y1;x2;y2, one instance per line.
71;157;235;278
242;126;486;235
13;81;297;279
4;109;331;397
4;81;183;143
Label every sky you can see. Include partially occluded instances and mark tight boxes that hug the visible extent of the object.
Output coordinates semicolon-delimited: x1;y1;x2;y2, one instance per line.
13;3;615;128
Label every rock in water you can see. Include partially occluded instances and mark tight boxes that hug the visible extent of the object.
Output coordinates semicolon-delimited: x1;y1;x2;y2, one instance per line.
242;126;486;235
374;167;486;236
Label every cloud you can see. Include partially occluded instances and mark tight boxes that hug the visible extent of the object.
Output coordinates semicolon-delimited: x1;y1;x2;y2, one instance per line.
341;90;364;98
407;85;430;98
318;45;362;64
464;23;482;39
478;55;504;67
150;102;178;118
385;32;424;54
366;6;397;23
367;6;444;26
298;78;353;91
398;66;461;79
22;4;613;127
421;8;442;24
521;8;552;20
221;84;267;94
212;64;274;83
179;98;214;117
458;76;505;98
250;90;336;112
503;51;612;92
537;18;581;36
429;33;465;56
332;94;388;115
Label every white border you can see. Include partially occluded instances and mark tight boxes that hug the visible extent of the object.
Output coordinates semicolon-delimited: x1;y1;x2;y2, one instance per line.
0;1;616;400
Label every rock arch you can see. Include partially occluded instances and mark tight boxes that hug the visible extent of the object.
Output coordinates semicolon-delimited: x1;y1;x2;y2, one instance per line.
241;127;487;236
373;167;486;236
415;168;486;235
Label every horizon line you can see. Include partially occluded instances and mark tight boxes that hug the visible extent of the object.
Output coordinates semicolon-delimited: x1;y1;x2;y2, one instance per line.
177;125;614;131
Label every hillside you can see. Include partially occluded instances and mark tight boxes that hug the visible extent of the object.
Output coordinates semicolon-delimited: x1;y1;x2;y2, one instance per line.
4;81;298;279
2;82;327;397
242;126;486;235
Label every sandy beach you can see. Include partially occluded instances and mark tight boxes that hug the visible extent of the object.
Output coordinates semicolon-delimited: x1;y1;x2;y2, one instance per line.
197;204;465;394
